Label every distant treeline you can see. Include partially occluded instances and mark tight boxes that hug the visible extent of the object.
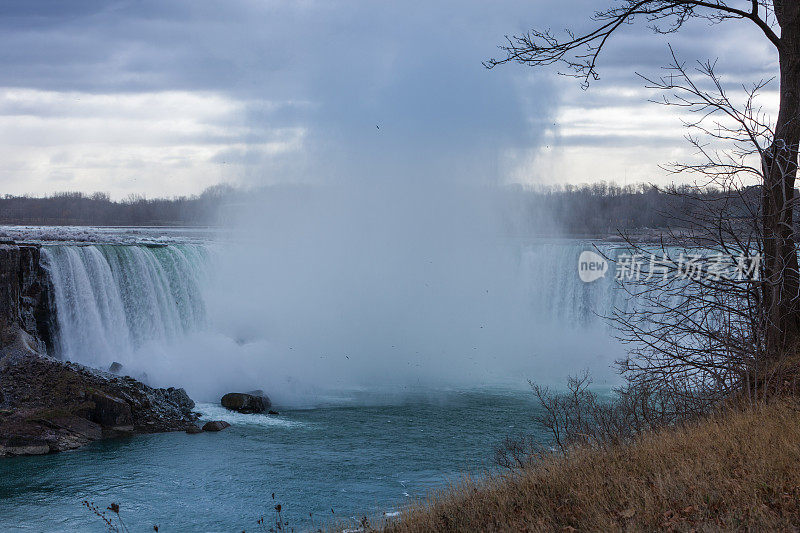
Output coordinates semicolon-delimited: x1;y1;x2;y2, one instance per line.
510;182;759;236
0;182;758;232
0;185;238;226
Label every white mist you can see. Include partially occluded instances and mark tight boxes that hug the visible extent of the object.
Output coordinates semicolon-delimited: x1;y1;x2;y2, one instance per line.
141;177;624;405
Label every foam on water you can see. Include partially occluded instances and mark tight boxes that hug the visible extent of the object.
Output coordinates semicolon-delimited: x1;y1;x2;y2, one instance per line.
196;403;308;428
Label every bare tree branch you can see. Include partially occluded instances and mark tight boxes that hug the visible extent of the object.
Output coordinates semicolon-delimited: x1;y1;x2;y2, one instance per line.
485;1;780;87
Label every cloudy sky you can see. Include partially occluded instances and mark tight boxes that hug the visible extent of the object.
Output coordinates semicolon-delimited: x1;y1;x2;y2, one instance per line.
0;0;776;199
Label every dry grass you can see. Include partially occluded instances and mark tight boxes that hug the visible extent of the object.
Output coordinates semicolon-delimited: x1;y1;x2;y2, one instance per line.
385;401;800;532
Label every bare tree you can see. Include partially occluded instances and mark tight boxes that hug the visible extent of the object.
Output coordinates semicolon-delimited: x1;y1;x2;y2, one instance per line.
524;370;709;452
601;49;800;406
488;0;800;365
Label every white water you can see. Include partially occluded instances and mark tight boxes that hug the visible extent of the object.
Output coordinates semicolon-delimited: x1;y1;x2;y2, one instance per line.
520;243;627;327
43;244;208;369
195;402;308;428
42;235;627;405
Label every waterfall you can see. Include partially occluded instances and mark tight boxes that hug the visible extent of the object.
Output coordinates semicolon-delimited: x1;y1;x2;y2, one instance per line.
40;239;633;395
519;242;630;327
42;244;208;368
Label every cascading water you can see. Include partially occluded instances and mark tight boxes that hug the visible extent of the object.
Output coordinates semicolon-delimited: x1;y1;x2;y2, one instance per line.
42;244;208;368
39;238;632;400
520;242;628;327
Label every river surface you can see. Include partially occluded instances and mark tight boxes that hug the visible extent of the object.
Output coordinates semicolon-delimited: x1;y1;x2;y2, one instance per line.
0;390;543;531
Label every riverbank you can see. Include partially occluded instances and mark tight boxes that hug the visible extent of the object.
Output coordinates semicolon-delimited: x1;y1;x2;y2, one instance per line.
386;400;800;531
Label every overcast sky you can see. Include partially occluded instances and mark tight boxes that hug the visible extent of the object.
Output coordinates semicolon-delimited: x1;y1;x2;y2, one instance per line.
0;0;777;199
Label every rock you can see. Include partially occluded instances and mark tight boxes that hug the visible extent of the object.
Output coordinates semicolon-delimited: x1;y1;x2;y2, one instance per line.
164;387;195;415
185;425;203;434
103;425;135;439
0;244;53;355
43;415;103;442
0;244;22;346
246;390;272;406
0;353;199;457
246;390;272;407
108;362;123;374
268;410;279;415
0;443;50;456
89;390;133;426
221;392;270;414
202;421;230;432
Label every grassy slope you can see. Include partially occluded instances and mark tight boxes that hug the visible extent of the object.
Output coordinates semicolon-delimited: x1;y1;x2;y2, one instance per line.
385;401;800;532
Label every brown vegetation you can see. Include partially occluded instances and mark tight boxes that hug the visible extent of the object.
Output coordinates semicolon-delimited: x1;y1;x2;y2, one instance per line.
385;401;800;532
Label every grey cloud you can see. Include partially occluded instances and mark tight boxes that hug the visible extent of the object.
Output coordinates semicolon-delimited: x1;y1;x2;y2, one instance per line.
0;0;775;194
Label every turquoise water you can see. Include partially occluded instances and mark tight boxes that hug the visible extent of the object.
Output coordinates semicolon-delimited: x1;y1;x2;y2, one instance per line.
0;390;545;532
9;238;614;530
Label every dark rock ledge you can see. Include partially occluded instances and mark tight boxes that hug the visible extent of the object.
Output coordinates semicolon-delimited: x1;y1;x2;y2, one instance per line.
0;347;198;457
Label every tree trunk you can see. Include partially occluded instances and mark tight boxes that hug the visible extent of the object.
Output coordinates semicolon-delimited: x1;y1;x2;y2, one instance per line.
763;1;800;361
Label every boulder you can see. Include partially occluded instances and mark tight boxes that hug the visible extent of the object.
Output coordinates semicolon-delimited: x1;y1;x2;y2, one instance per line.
202;421;230;432
221;392;270;414
185;425;203;434
108;362;123;374
246;390;272;407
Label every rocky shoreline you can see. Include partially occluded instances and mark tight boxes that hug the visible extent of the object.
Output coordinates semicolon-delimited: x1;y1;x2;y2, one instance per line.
0;241;202;458
0;351;198;457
